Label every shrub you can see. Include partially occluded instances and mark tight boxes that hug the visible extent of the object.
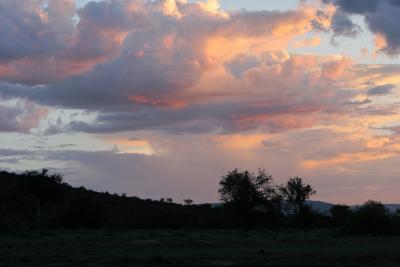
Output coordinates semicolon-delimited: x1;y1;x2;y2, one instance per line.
342;201;396;236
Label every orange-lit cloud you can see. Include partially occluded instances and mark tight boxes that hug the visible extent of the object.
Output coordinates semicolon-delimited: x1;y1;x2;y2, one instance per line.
303;151;398;169
108;137;154;155
321;56;353;80
210;133;267;150
129;95;188;109
293;37;322;48
1;0;400;204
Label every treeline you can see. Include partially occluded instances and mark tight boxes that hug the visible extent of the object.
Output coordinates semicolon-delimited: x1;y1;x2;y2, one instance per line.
0;170;224;230
217;169;400;235
0;169;400;235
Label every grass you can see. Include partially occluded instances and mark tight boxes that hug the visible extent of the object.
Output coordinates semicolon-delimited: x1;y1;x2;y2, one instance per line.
0;229;399;266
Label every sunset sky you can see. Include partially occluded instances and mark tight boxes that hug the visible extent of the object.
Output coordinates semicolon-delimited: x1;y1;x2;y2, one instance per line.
1;0;400;204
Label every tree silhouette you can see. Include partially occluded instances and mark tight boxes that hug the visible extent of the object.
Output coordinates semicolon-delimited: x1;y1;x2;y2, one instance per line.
329;204;352;227
218;169;258;216
21;169;65;224
280;177;316;216
343;200;395;235
183;199;194;205
218;169;281;226
254;169;282;208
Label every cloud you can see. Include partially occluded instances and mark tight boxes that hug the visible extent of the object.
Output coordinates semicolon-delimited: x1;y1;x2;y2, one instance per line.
0;148;35;157
1;0;400;204
4;127;400;203
0;51;374;135
0;100;48;133
0;0;74;61
368;84;396;96
293;37;322;48
303;150;399;169
323;0;400;55
330;11;361;38
0;146;234;202
325;0;380;14
0;0;359;135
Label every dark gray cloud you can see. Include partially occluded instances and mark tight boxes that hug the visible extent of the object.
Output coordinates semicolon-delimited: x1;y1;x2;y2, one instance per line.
324;0;400;54
0;148;36;165
331;11;361;38
368;84;396;96
0;148;35;157
324;0;380;14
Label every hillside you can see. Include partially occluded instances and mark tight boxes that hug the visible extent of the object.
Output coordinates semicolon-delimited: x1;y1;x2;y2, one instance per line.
2;169;400;233
0;170;223;230
307;201;400;214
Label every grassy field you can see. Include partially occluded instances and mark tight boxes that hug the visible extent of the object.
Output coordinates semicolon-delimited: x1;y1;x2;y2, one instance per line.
0;230;399;266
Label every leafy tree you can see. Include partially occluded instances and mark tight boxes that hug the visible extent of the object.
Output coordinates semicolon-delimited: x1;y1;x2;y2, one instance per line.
254;169;281;204
218;169;281;225
343;200;395;235
280;177;316;216
219;169;257;214
21;169;66;224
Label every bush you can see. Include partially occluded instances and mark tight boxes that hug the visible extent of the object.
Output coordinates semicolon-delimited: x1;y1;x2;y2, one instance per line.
329;205;352;227
342;201;396;236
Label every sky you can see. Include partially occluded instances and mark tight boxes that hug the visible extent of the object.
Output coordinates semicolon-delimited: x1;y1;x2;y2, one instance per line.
1;0;400;205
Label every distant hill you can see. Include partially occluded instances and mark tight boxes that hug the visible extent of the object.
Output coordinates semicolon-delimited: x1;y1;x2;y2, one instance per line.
307;200;400;214
2;169;400;232
207;201;400;214
306;200;334;214
0;170;222;230
384;204;400;213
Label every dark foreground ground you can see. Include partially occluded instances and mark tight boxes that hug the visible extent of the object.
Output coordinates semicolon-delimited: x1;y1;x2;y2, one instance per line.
0;230;399;267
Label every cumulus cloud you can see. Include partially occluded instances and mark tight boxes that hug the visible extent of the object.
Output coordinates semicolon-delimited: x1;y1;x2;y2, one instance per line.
0;0;400;204
0;0;357;135
0;0;74;61
0;0;398;151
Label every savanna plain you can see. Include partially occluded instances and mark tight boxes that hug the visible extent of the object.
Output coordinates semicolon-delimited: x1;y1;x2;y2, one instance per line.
1;230;400;267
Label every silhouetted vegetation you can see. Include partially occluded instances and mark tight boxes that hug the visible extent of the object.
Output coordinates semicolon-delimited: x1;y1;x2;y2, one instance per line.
342;201;398;236
1;168;400;236
280;177;316;215
0;170;227;231
218;169;282;227
329;204;353;227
